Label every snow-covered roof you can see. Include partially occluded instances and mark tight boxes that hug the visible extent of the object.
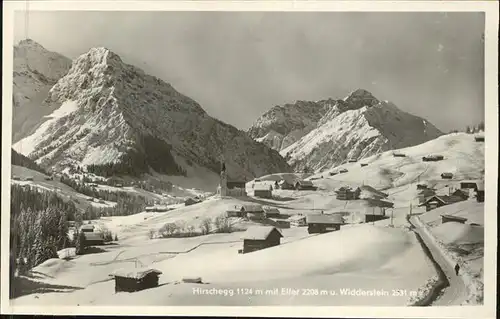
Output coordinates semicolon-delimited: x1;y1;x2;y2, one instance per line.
253;183;272;191
110;267;162;279
263;207;280;214
83;232;104;241
80;224;95;230
306;214;344;224
241;204;264;212
288;214;306;221
297;180;314;186
242;226;283;240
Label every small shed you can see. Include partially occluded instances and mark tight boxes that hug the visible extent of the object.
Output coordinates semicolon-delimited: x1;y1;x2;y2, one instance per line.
263;207;281;218
288;214;307;227
252;184;273;198
240;226;283;254
474;135;484;142
393;153;406;157
185;197;201;206
441;172;454;179
110;267;162;293
295;180;316;191
422;155;444;162
306;214;344;234
84;232;105;245
25;176;34;181
441;214;468;224
416;183;428;190
348;159;358;163
339;169;349;174
360;163;368;167
240;204;264;214
329;172;338;176
80;224;95;233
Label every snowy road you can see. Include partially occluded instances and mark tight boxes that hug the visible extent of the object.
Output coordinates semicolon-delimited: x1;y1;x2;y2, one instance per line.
410;216;467;305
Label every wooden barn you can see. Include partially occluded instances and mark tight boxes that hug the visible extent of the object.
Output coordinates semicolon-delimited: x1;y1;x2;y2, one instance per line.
110;267;162;293
441;172;454;179
306;214;344;234
419;194;466;212
393;152;406;157
145;205;170;212
288;214;307;227
329;172;338;176
360;163;368;167
348;159;358;163
364;207;388;223
239;204;265;219
441;214;467;224
240;226;283;254
339;168;349;174
474;135;484;142
83;232;105;245
418;188;437;204
294;180;316;191
252;184;273;198
263;207;281;218
335;187;361;200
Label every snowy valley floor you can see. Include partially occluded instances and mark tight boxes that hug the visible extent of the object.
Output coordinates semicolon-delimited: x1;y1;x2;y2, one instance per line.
9;133;484;307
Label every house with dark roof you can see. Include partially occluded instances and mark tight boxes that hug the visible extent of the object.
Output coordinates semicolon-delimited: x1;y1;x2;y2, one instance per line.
110;267;162;293
419;194;466;212
306;214;344;234
252;183;273;198
294;180;317;191
240;226;283;254
460;180;480;191
263;207;281;218
364;207;388;223
441;172;454;179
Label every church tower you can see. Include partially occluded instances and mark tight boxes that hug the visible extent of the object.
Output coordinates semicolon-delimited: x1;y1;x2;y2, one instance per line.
218;157;227;197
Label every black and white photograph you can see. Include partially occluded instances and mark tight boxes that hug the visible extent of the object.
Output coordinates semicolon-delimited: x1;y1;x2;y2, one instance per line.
1;1;498;318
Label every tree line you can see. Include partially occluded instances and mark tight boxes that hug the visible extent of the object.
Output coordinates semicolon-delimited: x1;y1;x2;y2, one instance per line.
11;148;48;175
10;184;73;293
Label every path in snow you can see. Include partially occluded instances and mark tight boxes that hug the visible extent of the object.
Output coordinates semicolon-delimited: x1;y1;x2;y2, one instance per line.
410;216;467;305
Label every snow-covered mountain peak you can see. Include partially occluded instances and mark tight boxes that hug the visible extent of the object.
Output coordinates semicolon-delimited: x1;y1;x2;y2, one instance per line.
14;43;291;180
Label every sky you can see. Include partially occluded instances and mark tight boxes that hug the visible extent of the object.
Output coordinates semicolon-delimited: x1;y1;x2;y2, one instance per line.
13;11;485;132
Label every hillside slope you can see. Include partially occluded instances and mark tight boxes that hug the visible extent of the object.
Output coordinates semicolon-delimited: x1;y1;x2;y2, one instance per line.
13;46;291;181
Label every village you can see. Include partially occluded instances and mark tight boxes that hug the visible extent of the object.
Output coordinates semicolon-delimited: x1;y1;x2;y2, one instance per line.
8;132;482;305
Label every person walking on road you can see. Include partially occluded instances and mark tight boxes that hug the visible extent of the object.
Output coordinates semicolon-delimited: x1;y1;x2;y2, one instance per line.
454;263;460;275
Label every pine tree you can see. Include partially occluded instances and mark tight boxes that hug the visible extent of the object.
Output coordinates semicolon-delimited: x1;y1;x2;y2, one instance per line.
466;125;471;134
114;234;118;241
75;230;86;255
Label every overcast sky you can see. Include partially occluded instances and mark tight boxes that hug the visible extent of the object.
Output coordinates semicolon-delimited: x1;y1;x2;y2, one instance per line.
14;11;484;132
